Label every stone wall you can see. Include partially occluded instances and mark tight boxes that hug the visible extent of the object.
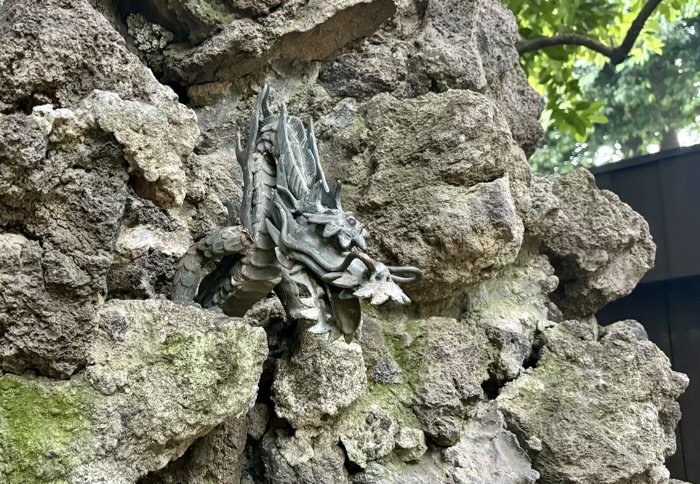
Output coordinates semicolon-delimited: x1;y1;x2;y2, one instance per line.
0;0;688;483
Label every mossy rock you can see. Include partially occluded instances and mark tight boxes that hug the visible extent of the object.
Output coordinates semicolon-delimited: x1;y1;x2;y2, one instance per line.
0;375;96;484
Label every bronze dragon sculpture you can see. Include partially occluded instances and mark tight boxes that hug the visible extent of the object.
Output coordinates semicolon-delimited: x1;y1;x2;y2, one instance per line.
172;85;420;342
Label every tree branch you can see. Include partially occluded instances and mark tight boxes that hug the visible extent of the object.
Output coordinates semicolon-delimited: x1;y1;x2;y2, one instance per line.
516;0;663;65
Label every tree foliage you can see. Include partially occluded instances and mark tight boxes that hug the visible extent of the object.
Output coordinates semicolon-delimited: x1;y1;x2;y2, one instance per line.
505;0;696;144
529;14;700;174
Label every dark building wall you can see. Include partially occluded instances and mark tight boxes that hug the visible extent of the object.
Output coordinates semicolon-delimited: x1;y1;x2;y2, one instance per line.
593;145;700;482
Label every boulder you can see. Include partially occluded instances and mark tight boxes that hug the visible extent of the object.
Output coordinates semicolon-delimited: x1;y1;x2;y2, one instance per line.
498;319;688;484
260;427;350;484
527;170;656;317
0;300;267;483
272;332;367;427
138;416;249;484
350;402;538;484
465;249;558;381
159;0;398;84
318;90;530;305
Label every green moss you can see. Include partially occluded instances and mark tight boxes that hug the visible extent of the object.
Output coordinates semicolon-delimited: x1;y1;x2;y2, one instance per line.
0;375;95;484
189;1;235;27
364;305;425;381
343;383;421;430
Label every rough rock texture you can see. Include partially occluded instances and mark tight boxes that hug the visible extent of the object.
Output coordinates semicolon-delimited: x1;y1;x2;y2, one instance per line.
318;0;544;155
528;170;656;317
159;0;398;84
351;403;538;484
316;91;529;305
139;416;249;484
260;428;351;484
0;0;686;482
498;320;688;484
380;315;490;446
272;332;367;428
0;0;199;378
465;248;558;381
0;300;267;483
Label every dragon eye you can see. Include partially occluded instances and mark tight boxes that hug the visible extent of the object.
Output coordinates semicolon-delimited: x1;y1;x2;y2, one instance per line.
347;216;357;226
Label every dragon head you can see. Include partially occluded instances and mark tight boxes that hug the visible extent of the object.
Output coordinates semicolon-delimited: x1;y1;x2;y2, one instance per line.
304;209;369;250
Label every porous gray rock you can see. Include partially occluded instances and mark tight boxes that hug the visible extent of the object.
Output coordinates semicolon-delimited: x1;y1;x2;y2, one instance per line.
86;88;199;208
0;0;199;208
350;403;538;484
440;402;539;483
393;427;428;463
340;404;397;468
528;170;656;317
261;428;350;484
0;108;127;377
247;403;272;441
107;196;192;299
138;416;249;484
272;332;367;427
318;0;544;154
318;90;529;305
160;0;398;84
0;300;267;484
498;319;688;484
0;0;156;109
127;14;174;53
372;313;490;446
0;0;199;377
465;249;558;381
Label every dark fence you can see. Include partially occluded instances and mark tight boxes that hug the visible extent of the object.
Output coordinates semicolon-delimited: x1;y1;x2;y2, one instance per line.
593;144;700;482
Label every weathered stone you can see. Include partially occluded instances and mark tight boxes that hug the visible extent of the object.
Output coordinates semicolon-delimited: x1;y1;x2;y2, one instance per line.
374;314;490;446
340;404;397;468
371;358;402;385
475;0;545;156
120;0;289;44
441;402;539;483
0;108;127;377
334;383;426;467
0;97;197;375
393;427;428;462
247;403;272;440
107;196;193;299
0;300;267;483
317;91;529;305
86;89;199;208
318;0;544;154
0;0;155;109
159;0;398;84
127;14;174;53
351;403;537;484
138;416;249;484
261;428;350;484
498;320;688;484
528;170;656;317
465;249;558;381
272;332;367;427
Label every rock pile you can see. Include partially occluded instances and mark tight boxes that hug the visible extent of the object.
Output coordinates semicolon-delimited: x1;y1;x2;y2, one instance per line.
0;0;686;483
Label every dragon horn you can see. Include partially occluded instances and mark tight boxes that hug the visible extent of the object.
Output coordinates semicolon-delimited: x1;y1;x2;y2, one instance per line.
387;266;422;283
308;117;329;192
261;83;272;118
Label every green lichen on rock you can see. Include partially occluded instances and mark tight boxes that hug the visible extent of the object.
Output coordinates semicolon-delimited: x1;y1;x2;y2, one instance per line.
158;330;241;389
0;375;95;484
348;383;421;429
